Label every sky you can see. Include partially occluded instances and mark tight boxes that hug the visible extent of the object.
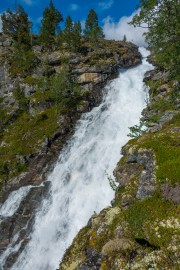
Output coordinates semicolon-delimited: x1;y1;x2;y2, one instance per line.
0;0;147;46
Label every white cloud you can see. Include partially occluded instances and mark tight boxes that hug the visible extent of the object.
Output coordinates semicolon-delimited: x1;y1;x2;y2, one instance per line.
69;4;79;11
99;0;114;10
103;11;148;47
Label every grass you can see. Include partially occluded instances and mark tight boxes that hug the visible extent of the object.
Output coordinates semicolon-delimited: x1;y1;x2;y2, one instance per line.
0;106;59;183
125;195;179;247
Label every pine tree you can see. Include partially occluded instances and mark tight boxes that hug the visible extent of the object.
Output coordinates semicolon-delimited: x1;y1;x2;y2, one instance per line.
123;34;127;42
84;9;104;39
40;0;63;48
72;21;82;51
64;17;81;52
1;5;31;49
64;15;73;47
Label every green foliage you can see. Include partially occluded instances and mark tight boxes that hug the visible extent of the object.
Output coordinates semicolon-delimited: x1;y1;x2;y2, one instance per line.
151;98;175;112
24;76;39;86
64;15;74;45
125;195;179;247
128;119;148;138
84;9;104;39
72;21;82;51
0;107;59;183
49;68;82;112
9;47;37;76
141;131;180;185
130;0;180;81
40;0;63;48
106;173;119;191
62;16;82;52
123;34;127;42
0;163;9;180
1;5;32;49
13;87;29;112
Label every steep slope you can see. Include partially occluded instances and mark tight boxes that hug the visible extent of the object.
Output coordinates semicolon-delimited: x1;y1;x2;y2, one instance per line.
0;37;142;268
0;36;141;198
59;60;180;269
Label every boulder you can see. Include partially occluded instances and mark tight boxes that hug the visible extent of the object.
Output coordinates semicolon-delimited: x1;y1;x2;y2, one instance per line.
101;238;134;255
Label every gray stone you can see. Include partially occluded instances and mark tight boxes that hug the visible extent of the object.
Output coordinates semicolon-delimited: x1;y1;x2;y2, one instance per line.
159;111;177;124
161;184;180;203
24;84;36;97
136;150;156;199
127;155;137;163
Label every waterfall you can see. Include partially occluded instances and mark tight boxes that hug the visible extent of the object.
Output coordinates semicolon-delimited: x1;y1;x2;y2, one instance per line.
0;48;153;270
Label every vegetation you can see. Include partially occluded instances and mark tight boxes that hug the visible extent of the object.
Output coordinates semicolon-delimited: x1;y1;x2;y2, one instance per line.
49;68;82;112
84;9;104;39
63;16;82;51
40;0;63;48
1;5;32;49
130;0;180;81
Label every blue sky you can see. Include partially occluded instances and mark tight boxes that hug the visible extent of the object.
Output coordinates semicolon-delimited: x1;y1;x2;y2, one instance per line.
0;0;147;46
0;0;139;28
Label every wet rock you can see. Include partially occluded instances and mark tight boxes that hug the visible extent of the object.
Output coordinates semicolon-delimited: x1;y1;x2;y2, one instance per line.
0;182;50;268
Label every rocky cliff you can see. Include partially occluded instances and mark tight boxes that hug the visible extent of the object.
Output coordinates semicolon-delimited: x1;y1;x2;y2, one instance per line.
0;36;142;268
59;64;180;269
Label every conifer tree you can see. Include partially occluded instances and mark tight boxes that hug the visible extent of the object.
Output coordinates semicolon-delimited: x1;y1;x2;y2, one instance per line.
123;34;127;42
84;9;104;38
40;0;63;48
64;17;81;52
1;5;31;49
72;20;82;51
64;15;73;46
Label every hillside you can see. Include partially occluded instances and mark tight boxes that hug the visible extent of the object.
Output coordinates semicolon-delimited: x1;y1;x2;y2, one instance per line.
0;36;142;268
0;36;141;195
59;60;180;269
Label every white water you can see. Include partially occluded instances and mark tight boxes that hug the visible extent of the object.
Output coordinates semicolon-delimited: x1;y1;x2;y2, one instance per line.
1;48;153;270
0;186;32;221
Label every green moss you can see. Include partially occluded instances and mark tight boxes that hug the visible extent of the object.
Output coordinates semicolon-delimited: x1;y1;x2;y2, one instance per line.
60;226;90;270
151;98;175;113
146;80;162;97
140;132;180;185
9;49;37;76
0;106;59;184
24;76;39;86
125;195;179;247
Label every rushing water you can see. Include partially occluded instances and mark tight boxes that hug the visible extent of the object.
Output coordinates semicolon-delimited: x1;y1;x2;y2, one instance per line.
0;48;153;270
0;186;32;222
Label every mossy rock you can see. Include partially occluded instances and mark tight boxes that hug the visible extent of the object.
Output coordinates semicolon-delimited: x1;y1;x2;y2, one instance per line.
101;238;134;255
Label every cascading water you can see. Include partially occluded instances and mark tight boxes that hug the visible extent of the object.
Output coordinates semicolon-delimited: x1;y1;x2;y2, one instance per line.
0;48;153;270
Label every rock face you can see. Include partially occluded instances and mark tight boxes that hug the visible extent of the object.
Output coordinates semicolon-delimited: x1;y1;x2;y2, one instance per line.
59;64;180;269
0;36;142;267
